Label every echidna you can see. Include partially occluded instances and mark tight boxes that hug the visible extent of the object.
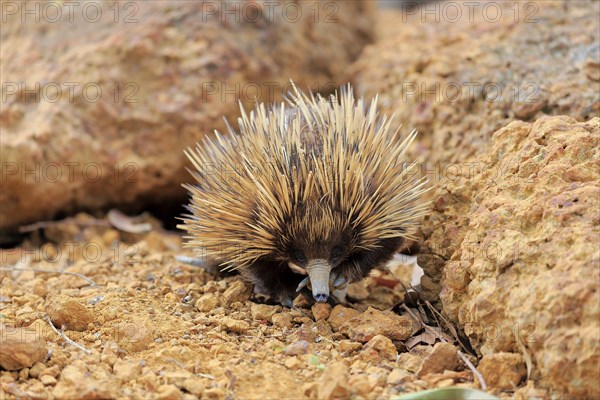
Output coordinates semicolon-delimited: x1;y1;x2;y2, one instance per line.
179;83;430;305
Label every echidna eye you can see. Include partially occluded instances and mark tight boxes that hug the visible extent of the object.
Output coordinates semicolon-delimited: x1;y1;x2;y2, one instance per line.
292;249;307;265
331;246;345;262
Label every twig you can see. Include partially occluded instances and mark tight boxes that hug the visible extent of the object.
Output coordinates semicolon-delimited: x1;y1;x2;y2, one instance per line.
0;267;97;287
44;315;92;355
401;303;442;340
458;350;487;391
196;373;216;380
426;301;443;332
515;328;533;380
401;303;425;329
424;300;474;356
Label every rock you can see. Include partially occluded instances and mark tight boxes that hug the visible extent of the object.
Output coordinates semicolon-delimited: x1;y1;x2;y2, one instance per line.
113;359;143;382
53;363;116;399
40;365;61;378
250;304;281;321
349;2;599;174
0;325;48;370
416;342;460;377
386;369;410;385
40;375;57;386
365;366;388;388
0;1;376;238
203;388;226;400
284;340;310;356
419;116;600;398
28;362;45;378
302;382;318;399
338;340;362;354
284;357;301;370
162;370;194;387
314;319;333;338
222;280;252;304
272;312;293;329
182;378;205;397
361;335;397;362
156;384;183;400
289;324;317;344
114;319;154;352
221;317;250;334
194;294;219;313
311;303;332;321
317;362;350;400
292;293;312;308
347;282;370;300
327;305;360;331
397;353;423;374
45;294;94;331
348;374;373;396
479;353;527;390
339;307;414;342
514;380;550;400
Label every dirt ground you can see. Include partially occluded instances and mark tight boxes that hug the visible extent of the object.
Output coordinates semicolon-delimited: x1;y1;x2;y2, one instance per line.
0;212;547;399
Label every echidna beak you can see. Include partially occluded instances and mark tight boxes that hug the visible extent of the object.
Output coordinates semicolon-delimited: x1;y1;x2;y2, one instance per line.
305;259;332;303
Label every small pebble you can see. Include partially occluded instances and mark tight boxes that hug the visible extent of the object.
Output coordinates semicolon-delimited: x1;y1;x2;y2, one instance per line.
284;357;301;370
284;340;309;356
222;317;250;333
40;375;57;386
272;313;293;328
311;303;332;321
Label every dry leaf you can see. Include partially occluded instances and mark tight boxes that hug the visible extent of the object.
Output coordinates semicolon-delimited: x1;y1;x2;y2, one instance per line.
107;209;152;233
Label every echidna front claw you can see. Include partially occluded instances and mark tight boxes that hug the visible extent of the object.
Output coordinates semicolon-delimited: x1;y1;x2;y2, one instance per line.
333;276;346;288
296;276;310;292
330;271;348;290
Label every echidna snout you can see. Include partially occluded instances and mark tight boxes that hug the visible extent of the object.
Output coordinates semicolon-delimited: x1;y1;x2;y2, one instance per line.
305;259;332;302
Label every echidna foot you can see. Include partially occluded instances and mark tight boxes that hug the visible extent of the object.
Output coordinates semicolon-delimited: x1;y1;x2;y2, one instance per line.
296;276;310;292
330;270;348;290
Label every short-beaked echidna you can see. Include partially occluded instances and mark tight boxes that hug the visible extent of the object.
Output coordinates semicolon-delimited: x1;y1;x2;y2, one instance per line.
179;83;430;305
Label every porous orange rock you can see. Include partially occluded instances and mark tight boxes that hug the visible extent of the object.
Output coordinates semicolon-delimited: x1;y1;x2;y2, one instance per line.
478;353;527;390
0;325;48;370
339;307;414;343
419;116;600;398
45;294;94;332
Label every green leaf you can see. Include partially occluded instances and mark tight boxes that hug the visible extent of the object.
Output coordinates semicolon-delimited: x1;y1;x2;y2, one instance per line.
393;388;499;400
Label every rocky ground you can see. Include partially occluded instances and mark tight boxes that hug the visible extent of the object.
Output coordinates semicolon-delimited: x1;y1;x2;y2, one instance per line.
0;212;544;400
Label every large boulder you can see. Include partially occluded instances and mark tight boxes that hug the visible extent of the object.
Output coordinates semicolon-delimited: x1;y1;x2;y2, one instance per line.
0;0;375;239
421;116;599;398
348;1;599;166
